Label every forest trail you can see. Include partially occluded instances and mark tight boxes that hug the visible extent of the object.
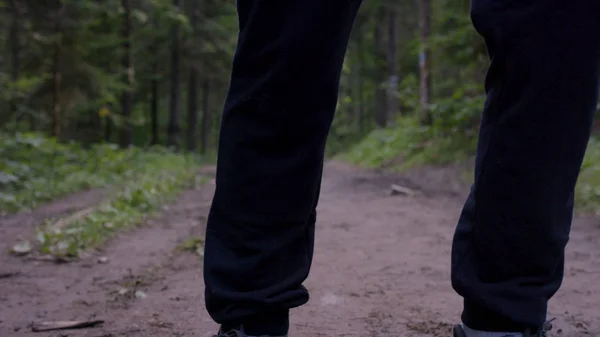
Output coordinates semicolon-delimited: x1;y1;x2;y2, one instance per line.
1;161;599;337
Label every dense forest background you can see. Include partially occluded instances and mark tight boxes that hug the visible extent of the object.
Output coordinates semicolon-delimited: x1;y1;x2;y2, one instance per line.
0;0;487;152
2;0;600;216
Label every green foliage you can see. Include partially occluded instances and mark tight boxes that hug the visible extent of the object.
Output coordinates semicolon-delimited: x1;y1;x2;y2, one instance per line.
340;115;477;170
344;123;600;212
339;67;484;170
0;0;236;147
575;138;600;210
178;236;205;256
0;132;200;213
339;117;423;168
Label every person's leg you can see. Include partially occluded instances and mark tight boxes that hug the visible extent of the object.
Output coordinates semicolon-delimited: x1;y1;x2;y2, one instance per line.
452;0;600;335
203;1;362;336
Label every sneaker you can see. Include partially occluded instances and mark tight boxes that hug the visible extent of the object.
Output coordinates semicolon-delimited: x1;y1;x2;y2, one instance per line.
452;319;554;337
214;326;287;337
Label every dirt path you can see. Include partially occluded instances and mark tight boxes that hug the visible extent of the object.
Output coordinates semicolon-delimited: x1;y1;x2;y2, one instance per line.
1;162;600;337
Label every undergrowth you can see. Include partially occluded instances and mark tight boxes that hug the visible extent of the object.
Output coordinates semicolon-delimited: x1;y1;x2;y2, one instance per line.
339;115;478;170
0;132;200;213
2;132;205;257
341;116;600;211
575;138;600;211
34;164;203;257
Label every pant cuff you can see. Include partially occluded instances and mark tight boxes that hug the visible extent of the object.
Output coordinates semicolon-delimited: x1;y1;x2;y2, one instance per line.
222;310;290;336
462;299;530;332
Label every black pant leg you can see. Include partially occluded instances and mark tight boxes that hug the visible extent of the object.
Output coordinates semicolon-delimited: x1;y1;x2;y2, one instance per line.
452;0;600;331
203;0;362;334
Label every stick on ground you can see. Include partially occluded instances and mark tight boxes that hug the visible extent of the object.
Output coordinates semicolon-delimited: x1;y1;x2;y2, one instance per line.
31;320;104;332
390;184;416;196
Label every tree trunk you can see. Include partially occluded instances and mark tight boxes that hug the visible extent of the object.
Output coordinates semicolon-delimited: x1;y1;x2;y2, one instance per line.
167;0;183;148
119;0;133;148
187;68;199;151
51;6;64;138
419;0;433;125
386;7;398;119
200;79;211;154
356;31;364;133
374;7;387;128
105;118;111;142
96;0;112;143
150;14;159;145
9;0;20;125
186;0;200;151
150;82;159;145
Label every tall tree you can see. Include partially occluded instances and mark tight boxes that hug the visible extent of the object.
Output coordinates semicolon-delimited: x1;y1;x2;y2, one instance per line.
119;0;133;147
51;5;65;138
9;0;20;123
200;78;211;154
356;31;365;133
150;13;160;145
387;6;398;118
419;0;432;124
167;0;183;148
374;5;387;128
186;0;200;151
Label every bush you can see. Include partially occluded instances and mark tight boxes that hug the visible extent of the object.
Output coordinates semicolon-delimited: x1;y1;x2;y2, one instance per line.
340;114;479;170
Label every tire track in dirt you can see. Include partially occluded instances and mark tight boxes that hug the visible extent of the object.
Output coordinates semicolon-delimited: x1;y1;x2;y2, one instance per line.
1;162;600;337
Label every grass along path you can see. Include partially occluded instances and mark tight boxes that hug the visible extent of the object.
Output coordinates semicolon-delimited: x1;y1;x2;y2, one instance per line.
9;150;205;258
0;132;202;214
341;123;600;212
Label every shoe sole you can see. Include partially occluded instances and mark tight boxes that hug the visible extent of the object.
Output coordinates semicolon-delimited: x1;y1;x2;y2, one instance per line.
453;325;467;337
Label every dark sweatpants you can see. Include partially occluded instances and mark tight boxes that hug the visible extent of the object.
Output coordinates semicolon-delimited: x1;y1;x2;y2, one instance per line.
203;0;600;335
451;0;600;332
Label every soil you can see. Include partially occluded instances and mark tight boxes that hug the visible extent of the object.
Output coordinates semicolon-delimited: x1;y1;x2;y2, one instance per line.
1;161;599;337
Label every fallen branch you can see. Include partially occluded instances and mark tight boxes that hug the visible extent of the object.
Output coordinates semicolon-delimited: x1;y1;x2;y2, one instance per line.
51;206;100;231
31;320;104;332
390;184;416;197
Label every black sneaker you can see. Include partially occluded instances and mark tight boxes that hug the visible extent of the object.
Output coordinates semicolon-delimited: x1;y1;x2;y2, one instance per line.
452;319;554;337
214;326;287;337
